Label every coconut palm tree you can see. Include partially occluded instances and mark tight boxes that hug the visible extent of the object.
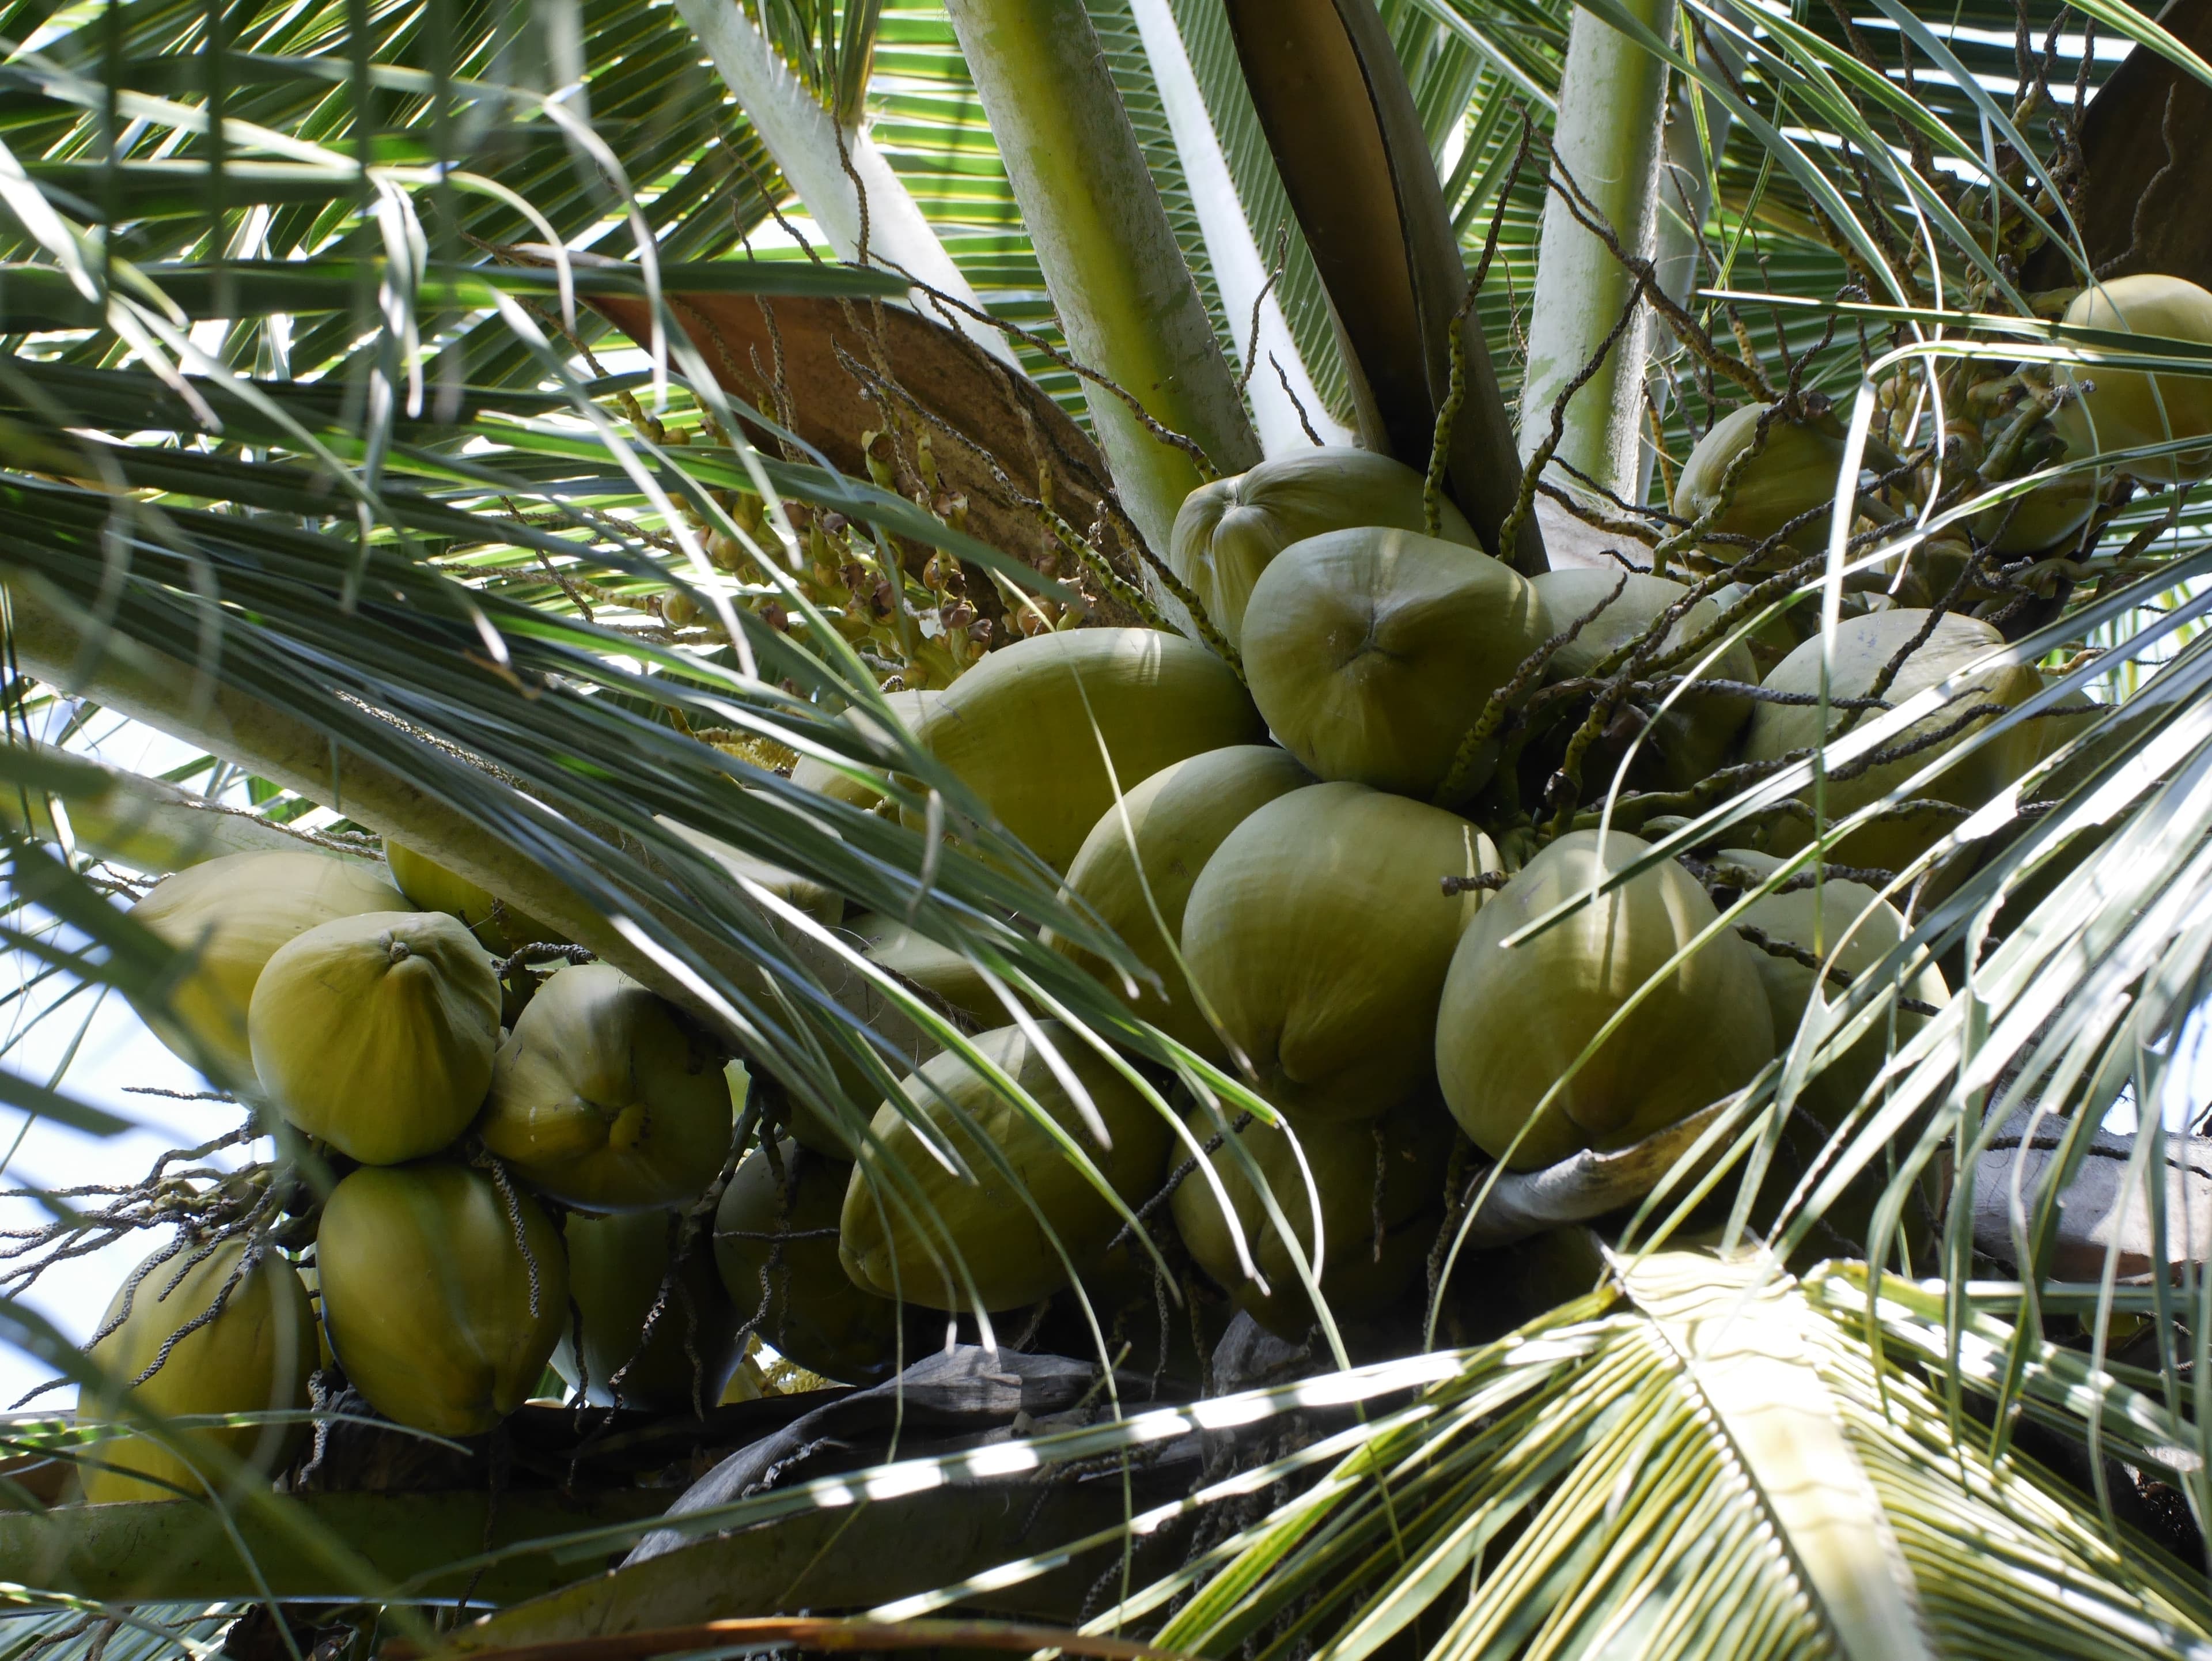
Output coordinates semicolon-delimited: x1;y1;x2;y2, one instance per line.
1;0;2211;1655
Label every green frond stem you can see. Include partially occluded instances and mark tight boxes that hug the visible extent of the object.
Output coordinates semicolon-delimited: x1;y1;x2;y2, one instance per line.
1518;0;1676;500
941;0;1262;559
673;0;1019;370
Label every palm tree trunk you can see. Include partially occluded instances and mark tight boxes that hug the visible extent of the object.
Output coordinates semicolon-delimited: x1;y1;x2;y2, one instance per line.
941;0;1264;560
1518;0;1677;501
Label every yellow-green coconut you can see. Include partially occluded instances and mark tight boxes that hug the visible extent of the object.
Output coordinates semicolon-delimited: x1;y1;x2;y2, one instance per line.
318;1160;569;1436
790;689;941;813
1171;1095;1451;1337
2054;274;2212;483
1437;830;1775;1168
1168;448;1479;648
915;627;1264;872
1241;528;1544;798
839;1022;1171;1311
1181;783;1495;1123
250;910;500;1166
1672;402;1854;553
1529;569;1759;790
1740;610;2044;872
479;963;733;1212
1051;744;1313;1055
552;1209;745;1412
128;850;408;1083
384;841;565;958
716;1138;905;1384
81;1239;315;1504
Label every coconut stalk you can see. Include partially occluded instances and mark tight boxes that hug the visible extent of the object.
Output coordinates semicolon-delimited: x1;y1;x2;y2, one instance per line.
1517;0;1677;500
0;577;934;1081
672;0;1019;369
1125;0;1354;456
940;0;1264;562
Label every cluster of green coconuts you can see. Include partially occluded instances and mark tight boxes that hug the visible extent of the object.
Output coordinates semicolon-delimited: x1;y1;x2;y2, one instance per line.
81;844;836;1501
77;273;2212;1504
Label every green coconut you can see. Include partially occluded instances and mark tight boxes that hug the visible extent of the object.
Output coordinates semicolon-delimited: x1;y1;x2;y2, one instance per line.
1740;610;2044;872
715;1138;905;1384
552;1209;745;1412
1168;448;1480;648
1672;402;1854;553
858;916;1005;1025
1181;782;1495;1123
838;1022;1172;1311
1241;528;1545;799
1718;847;1949;1253
2054;274;2212;483
1050;744;1313;1056
1171;1094;1452;1337
479;963;734;1212
1529;569;1760;790
250;910;501;1166
1436;830;1775;1169
81;1239;316;1504
791;689;941;813
657;815;844;929
383;841;565;958
318;1160;569;1436
128;850;410;1083
1971;465;2099;555
914;627;1264;872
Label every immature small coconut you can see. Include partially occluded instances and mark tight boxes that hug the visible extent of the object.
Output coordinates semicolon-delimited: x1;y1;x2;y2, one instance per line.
790;688;941;813
81;1239;316;1504
915;627;1264;872
383;841;564;958
317;1160;569;1436
552;1209;745;1412
128;850;408;1083
1672;402;1854;553
1528;569;1759;790
1181;782;1495;1123
479;963;733;1212
715;1138;906;1384
1241;528;1544;798
1050;744;1313;1056
1168;448;1480;646
2054;273;2212;482
1719;847;1948;1258
1170;1094;1452;1337
1436;830;1775;1168
1740;610;2043;873
838;1022;1171;1311
249;910;501;1166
